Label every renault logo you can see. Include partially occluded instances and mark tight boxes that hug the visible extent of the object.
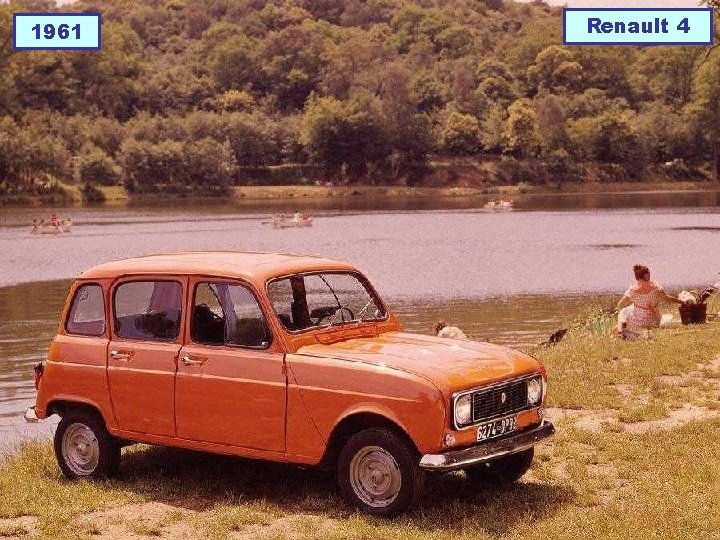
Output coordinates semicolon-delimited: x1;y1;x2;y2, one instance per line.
500;392;507;404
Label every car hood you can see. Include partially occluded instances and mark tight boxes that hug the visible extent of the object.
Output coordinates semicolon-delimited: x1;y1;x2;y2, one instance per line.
297;331;542;398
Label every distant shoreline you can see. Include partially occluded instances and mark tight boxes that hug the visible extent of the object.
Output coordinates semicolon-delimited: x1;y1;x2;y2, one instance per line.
2;180;718;208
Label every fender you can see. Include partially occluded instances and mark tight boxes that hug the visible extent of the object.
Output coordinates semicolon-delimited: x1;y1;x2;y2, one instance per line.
43;394;117;431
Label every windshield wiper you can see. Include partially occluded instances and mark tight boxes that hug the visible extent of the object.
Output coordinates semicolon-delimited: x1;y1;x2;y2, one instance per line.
355;299;375;322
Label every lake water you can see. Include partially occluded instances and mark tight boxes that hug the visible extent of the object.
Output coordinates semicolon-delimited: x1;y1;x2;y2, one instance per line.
2;191;720;447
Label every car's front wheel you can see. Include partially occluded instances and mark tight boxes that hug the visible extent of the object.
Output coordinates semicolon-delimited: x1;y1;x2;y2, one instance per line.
337;428;425;517
465;448;534;486
54;410;121;479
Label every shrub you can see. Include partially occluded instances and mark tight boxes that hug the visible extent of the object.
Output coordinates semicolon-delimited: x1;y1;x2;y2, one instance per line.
79;146;122;186
81;183;106;203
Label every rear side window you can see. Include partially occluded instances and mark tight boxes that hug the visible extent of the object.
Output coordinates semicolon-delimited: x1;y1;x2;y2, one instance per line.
66;284;105;336
192;282;271;348
114;281;183;341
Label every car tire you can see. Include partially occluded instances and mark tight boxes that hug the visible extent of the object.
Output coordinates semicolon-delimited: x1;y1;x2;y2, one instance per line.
337;428;425;517
465;448;534;486
53;410;121;479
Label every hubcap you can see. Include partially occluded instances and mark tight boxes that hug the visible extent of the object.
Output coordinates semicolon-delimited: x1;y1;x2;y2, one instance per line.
62;423;99;476
349;446;402;508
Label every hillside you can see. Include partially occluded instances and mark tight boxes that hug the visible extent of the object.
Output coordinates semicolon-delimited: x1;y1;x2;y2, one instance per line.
0;0;719;202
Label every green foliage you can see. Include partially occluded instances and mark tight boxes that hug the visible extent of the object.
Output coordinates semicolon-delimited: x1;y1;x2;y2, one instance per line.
119;137;236;195
504;99;540;158
78;145;122;186
567;112;644;172
301;94;390;178
527;46;582;93
210;35;258;91
81;183;106;203
216;90;255;112
0;0;717;198
441;111;479;154
689;48;720;180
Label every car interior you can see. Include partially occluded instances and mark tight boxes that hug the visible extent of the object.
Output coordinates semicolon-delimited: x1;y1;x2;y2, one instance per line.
191;283;270;348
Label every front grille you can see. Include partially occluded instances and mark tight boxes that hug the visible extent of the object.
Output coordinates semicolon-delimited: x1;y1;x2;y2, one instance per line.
471;378;529;422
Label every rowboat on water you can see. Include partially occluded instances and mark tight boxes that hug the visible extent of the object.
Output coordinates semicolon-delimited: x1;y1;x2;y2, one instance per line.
483;200;514;211
270;213;314;229
31;217;73;235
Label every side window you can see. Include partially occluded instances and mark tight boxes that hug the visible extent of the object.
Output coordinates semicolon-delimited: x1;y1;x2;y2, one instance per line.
114;281;183;341
66;284;105;336
192;282;271;348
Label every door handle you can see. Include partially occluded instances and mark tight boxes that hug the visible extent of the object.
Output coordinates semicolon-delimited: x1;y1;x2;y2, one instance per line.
110;350;133;361
180;355;207;366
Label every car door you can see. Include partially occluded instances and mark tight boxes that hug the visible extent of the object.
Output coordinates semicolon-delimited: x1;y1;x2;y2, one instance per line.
175;278;286;452
107;276;187;437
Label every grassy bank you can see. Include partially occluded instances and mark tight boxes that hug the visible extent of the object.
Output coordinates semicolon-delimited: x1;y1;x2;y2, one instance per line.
230;181;717;201
15;179;717;208
2;174;717;208
1;323;719;539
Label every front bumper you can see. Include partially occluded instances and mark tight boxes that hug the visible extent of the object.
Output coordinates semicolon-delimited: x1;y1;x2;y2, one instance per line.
419;420;555;471
24;407;39;423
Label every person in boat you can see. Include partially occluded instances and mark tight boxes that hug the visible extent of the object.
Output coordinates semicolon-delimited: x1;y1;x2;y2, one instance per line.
616;264;685;336
435;320;468;340
50;213;60;227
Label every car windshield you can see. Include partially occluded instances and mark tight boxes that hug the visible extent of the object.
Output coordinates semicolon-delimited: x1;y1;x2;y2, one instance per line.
267;272;386;332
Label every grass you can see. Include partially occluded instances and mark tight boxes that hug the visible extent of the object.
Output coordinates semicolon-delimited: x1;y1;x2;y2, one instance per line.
0;524;28;537
231;185;497;200
1;324;719;538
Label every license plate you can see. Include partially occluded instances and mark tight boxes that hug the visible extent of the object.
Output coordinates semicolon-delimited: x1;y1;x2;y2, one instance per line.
477;415;517;442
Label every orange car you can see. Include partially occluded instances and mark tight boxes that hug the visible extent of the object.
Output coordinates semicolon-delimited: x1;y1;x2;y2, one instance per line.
26;252;554;516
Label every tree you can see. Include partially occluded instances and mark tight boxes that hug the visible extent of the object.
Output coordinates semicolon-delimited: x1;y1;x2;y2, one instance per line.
259;23;328;109
301;94;390;178
690;50;720;181
567;112;642;166
225;112;284;166
74;22;144;119
534;93;568;156
503;99;540;158
119;137;236;194
527;46;583;93
441;111;480;154
480;104;507;153
630;47;699;106
435;24;474;59
210;35;259;91
635;101;694;163
181;138;236;195
79;145;122;186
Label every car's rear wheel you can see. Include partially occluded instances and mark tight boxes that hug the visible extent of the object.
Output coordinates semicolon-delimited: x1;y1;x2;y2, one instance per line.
337;428;425;517
465;448;534;486
54;410;121;479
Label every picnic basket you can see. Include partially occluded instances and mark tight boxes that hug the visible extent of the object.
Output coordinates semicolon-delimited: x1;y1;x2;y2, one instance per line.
679;303;706;325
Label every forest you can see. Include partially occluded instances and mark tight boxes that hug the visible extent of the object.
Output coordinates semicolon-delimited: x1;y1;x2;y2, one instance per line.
1;0;720;202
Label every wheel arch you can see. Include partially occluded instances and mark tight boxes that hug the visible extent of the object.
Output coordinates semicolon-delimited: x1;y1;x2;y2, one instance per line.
46;397;111;426
319;410;419;469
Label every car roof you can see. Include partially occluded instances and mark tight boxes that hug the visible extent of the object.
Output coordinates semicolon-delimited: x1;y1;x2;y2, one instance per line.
78;251;358;285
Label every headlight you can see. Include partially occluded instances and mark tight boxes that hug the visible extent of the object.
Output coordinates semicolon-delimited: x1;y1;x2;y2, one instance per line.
454;394;472;426
527;377;543;405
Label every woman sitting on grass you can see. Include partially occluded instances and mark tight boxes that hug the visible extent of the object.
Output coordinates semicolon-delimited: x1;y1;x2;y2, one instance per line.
616;264;684;336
